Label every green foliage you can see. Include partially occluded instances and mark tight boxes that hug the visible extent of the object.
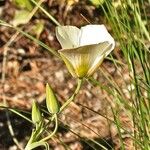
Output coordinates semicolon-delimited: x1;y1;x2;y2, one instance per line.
100;0;150;149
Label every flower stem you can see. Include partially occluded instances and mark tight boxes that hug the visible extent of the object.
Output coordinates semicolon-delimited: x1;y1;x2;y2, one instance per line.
25;141;49;150
43;78;83;135
39;114;58;142
59;78;83;113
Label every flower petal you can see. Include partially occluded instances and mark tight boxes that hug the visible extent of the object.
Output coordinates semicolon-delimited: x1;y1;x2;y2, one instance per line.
59;52;77;77
59;41;113;78
79;25;115;49
59;46;91;78
56;26;80;49
87;42;113;76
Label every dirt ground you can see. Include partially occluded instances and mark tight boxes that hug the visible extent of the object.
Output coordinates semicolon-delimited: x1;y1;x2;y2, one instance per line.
0;1;134;150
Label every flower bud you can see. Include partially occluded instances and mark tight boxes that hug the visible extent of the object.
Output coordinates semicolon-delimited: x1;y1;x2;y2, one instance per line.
32;100;42;124
46;83;59;114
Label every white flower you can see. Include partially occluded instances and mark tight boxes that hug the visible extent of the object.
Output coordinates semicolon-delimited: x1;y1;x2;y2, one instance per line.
56;25;115;78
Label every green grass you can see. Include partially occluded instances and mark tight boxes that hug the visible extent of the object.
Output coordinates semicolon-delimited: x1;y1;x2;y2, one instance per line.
99;0;150;149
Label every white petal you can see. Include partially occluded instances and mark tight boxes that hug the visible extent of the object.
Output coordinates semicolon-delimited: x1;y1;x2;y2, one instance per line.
87;42;113;76
79;25;115;50
59;41;113;78
56;26;80;49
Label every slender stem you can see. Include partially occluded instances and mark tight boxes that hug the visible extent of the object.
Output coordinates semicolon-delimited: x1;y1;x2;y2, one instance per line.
43;78;83;136
30;0;60;26
26;0;44;23
59;78;83;113
9;108;33;123
39;114;58;142
25;141;49;150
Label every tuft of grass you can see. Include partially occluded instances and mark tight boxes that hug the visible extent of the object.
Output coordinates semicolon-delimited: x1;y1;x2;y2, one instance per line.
98;0;150;149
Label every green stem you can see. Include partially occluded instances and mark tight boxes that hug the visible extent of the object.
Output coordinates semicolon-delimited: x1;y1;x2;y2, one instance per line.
25;115;57;149
30;0;60;26
59;78;83;113
9;108;33;124
39;114;58;142
25;78;83;148
44;78;83;135
25;78;83;149
25;141;49;150
25;130;36;150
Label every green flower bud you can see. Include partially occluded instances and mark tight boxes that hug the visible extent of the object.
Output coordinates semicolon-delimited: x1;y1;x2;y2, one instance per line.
32;100;42;124
46;83;59;114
